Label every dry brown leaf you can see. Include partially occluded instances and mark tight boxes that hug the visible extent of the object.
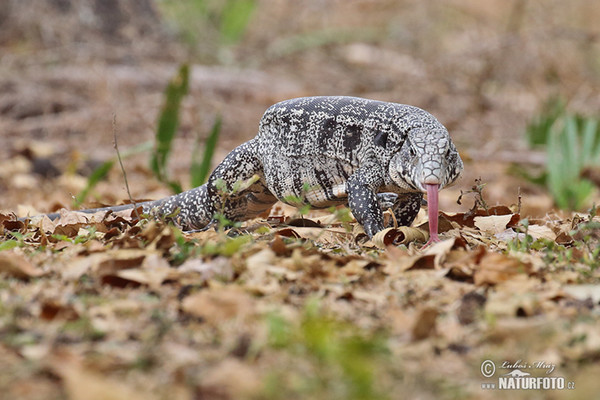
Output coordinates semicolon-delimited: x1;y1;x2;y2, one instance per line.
181;286;256;325
286;218;322;227
416;213;455;234
457;292;487;325
115;253;172;290
50;352;159;400
350;290;387;306
92;249;149;276
244;248;284;295
339;259;371;276
0;251;46;279
555;230;574;245
286;226;350;243
485;276;544;317
270;234;288;255
443;249;476;282
526;224;557;241
199;358;261;399
383;246;435;274
474;251;533;286
385;305;413;336
440;206;517;228
473;214;515;234
274;227;301;238
60;253;107;281
422;238;457;269
411;307;438;341
53;222;109;237
1;213;26;234
39;300;79;321
369;227;428;248
563;285;600;304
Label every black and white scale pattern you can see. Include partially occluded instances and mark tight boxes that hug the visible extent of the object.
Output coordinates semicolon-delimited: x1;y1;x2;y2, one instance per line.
56;96;464;238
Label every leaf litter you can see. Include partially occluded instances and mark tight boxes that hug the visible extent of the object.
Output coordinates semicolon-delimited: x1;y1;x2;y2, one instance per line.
1;191;600;399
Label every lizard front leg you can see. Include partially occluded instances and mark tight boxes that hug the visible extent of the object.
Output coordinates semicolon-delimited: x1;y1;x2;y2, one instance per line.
347;168;385;238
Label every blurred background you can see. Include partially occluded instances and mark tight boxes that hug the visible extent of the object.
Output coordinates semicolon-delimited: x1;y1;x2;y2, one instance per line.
1;0;599;216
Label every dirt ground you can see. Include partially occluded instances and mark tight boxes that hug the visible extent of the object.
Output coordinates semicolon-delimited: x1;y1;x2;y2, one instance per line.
1;1;600;399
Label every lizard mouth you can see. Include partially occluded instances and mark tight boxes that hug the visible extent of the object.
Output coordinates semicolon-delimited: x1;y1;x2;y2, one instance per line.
424;183;440;246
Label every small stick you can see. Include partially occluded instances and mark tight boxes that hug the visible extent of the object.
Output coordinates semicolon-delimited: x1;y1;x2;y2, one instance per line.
112;113;140;220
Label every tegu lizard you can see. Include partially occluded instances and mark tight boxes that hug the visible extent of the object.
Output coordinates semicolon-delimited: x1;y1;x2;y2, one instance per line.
37;96;464;244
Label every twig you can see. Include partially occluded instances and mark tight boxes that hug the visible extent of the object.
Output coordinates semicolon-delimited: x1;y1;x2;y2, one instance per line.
112;113;140;220
457;177;489;217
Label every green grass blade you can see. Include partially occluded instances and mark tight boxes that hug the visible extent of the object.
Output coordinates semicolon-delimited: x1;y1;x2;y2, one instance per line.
526;100;563;147
547;123;567;209
220;0;257;45
150;64;189;192
0;240;18;251
561;116;580;181
190;116;222;187
581;118;598;166
74;160;115;208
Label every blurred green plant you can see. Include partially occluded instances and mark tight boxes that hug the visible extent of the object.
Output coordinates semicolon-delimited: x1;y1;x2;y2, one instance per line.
74;141;154;208
150;64;221;193
525;98;566;147
150;64;190;193
524;99;600;210
508;207;600;272
191;116;221;187
157;0;257;61
75;65;220;207
75;159;115;207
265;299;390;400
0;240;18;251
282;182;316;217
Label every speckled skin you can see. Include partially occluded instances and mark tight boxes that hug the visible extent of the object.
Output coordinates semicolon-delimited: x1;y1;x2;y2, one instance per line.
48;96;464;238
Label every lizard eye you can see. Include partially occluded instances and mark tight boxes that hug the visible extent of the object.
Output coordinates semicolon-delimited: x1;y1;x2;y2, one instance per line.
409;146;416;157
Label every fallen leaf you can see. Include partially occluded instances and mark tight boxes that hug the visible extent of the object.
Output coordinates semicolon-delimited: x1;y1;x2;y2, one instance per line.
50;352;159;400
485;276;543;317
474;251;533;286
563;285;600;304
474;214;516;234
422;238;457;269
0;251;45;279
115;253;172;290
412;307;438;341
370;227;428;248
383;246;435;274
526;224;557;241
198;358;261;399
93;249;149;276
181;286;256;325
440;206;517;228
269;235;287;256
286;218;322;227
39;300;79;321
457;291;487;325
1;216;26;233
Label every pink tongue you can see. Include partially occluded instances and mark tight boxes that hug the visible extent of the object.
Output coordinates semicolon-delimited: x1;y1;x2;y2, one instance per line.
424;184;440;246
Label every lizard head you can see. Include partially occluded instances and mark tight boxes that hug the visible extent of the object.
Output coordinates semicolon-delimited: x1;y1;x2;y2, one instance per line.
388;127;463;193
